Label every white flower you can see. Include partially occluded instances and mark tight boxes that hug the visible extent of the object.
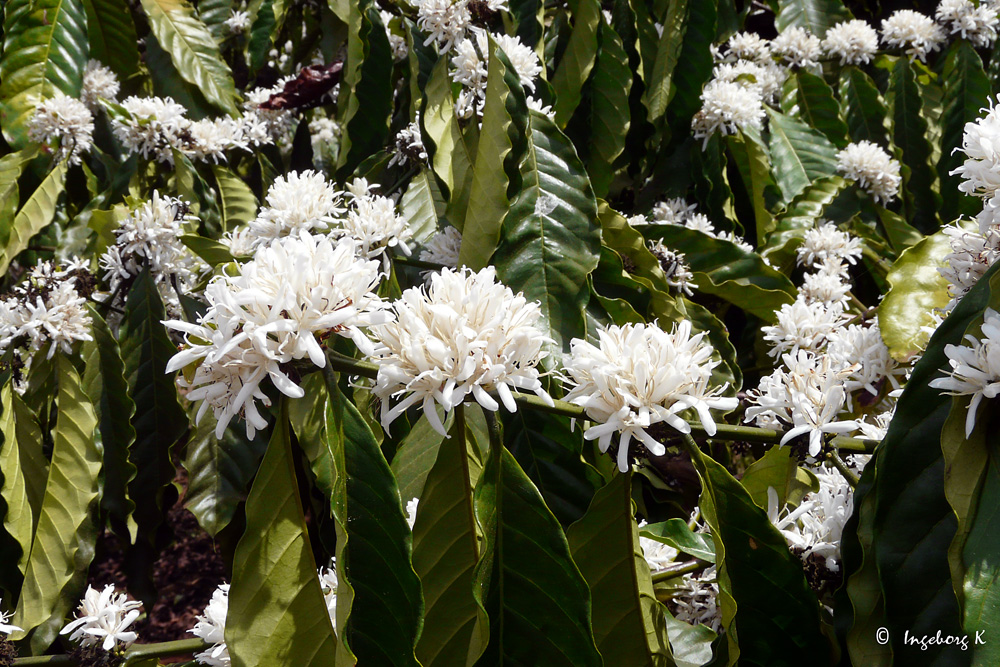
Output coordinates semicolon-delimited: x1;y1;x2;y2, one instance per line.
797;224;864;268
647;240;696;296
930;308;1000;436
318;560;338;628
881;10;946;61
113;95;190;163
651;198;698;225
726;31;771;62
335;190;414;262
939;223;1000;311
822;19;880;65
389;115;428;168
81;60;120;109
165;232;388;439
60;585;142;652
249;170;344;243
191;584;230;667
370;267;553;436
243;82;296;143
711;59;787;104
952;97;1000;232
406;497;419;529
637;521;679;572
381;11;410;61
800;271;851;307
526;96;554;117
745;351;859;457
0;597;21;636
826;318;906;405
691;80;765;148
836;141;902;204
936;0;999;47
451;30;541;104
858;407;894;441
225;10;251;32
416;0;472;50
771;27;822;68
767;467;853;572
563;321;738;472
669;567;721;632
28;93;94;165
762;297;848;358
420;226;462;267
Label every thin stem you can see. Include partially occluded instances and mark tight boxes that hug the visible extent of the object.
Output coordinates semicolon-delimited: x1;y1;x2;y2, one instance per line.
383;165;419;198
847;291;867;314
827;451;860;488
484;408;501;453
12;638;207;666
393;255;446;271
651;560;705;584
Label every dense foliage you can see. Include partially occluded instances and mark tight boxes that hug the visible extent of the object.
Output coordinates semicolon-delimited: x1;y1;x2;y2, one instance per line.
3;0;1000;665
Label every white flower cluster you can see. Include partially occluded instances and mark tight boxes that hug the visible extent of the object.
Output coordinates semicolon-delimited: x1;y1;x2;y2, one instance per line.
388;114;428;168
647;239;696;296
939;223;1000;311
796;224;863;269
370;266;553;435
768;467;854;573
936;0;999;48
112;95;272;164
451;31;542;119
0;259;93;360
637;521;680;573
930;307;1000;436
562;321;738;472
191;584;230;667
952;97;1000;233
60;585;142;653
836;141;902;204
691;79;765;148
645;198;755;253
881;9;946;61
710;59;786;105
381;11;410;61
724;31;771;62
419;226;462;268
670;567;722;632
165;231;388;439
81;60;120;110
99;192;206;316
243;81;297;144
225;9;251;33
822;19;879;65
0;597;21;637
28;93;94;165
415;0;508;51
770;26;821;69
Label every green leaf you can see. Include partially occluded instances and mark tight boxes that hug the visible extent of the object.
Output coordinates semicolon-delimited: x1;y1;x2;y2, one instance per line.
774;0;851;37
0;384;46;581
226;406;337;667
867;262;1000;664
145;31;219;119
180;233;237;266
0;0;89;147
458;39;528;270
336;5;393;177
642;0;688;123
766;107;838;204
639;518;715;563
839;65;889;146
0;149;34;252
10;355;100;652
886;56;941;233
664;0;716;131
422;57;476;217
247;0;276;73
400;169;445;244
473;442;602;666
551;0;601;125
586;21;631;198
567;473;674;665
413;405;487;666
878;222;968;361
390;412;454;508
211;164;258;230
493;111;600;353
639;223;796;321
726;131;776;245
0;162;69;276
183;419;268;537
140;0;240;115
119;269;188;602
762;175;850;271
685;441;830;665
325;373;424;665
197;0;232;42
81;307;137;533
80;0;140;80
938;40;991;222
794;70;850;147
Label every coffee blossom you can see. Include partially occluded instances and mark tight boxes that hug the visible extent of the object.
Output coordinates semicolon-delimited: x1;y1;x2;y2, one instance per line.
191;584;230;667
881;10;946;61
939;223;1000;311
762;298;848;358
930;308;1000;436
822;20;879;65
28;93;94;165
0;598;21;636
836;141;902;204
770;26;821;68
797;224;863;268
951;97;1000;232
691;80;765;148
81;60;120;109
936;0;999;47
369;267;553;435
248;170;344;243
420;226;462;268
60;585;142;652
725;31;770;62
562;321;738;472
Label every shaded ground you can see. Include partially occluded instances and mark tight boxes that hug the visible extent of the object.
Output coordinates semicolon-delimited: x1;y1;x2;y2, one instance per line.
88;469;226;653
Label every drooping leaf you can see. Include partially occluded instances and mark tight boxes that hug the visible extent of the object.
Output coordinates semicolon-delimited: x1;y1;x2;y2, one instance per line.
81;307;137;533
551;0;601;125
774;0;851;37
80;0;140;80
412;405;487;666
794;70;850;148
226;406;337;667
422;57;476;219
839;65;889;146
642;0;688;123
0;384;46;582
493;111;600;354
140;0;241;115
10;355;100;653
0;162;69;276
180;233;237;266
119;269;189;603
390;412;454;507
0;0;89;147
473;441;602;666
586;20;631;198
400;169;446;244
726;130;777;246
458;40;528;270
211;164;258;230
567;473;674;665
766;108;839;204
639;519;715;563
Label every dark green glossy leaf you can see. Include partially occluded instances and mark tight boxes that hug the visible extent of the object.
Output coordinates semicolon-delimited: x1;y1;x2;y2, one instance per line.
664;0;716;132
390;412;454;507
197;0;232;42
794;70;850;148
180;233;236;266
586;21;631;198
642;0;688;123
766;108;838;204
551;0;601;125
0;0;89;147
567;473;674;665
774;0;851;37
762;175;851;271
839;65;889;146
726;131;776;245
10;355;100;653
80;0;140;80
226;407;337;667
0;162;69;276
640;518;715;563
211;164;258;230
493;111;599;353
